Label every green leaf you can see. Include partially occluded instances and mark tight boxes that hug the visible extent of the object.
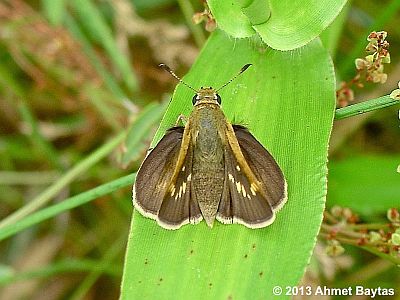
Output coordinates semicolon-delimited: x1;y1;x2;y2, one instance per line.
208;0;348;50
254;0;347;50
120;102;168;168
320;2;350;57
327;155;400;217
121;30;335;299
69;0;138;93
208;0;255;38
42;0;66;25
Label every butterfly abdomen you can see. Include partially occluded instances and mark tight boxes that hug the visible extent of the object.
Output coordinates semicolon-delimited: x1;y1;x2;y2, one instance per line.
191;105;225;227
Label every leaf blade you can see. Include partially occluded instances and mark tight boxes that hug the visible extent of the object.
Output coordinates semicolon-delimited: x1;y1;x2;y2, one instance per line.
122;30;335;299
208;0;347;50
254;0;347;50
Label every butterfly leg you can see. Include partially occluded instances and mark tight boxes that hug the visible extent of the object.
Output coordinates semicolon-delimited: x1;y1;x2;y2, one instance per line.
175;114;188;126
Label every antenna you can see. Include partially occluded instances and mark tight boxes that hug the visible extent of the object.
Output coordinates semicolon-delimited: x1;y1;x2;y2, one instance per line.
216;64;252;92
159;63;198;93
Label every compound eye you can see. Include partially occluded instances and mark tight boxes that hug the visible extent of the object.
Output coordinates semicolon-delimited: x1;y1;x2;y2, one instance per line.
192;95;198;105
215;94;221;104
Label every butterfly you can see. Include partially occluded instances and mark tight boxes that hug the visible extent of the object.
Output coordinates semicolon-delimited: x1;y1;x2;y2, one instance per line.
133;64;287;229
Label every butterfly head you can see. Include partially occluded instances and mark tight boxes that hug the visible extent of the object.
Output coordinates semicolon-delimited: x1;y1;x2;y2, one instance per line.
159;63;252;108
192;87;221;106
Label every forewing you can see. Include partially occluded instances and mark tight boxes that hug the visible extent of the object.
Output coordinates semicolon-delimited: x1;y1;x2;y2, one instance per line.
217;144;275;228
133;127;184;219
157;143;202;229
233;125;287;211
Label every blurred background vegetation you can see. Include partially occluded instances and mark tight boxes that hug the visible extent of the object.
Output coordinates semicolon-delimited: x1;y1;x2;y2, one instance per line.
0;0;399;299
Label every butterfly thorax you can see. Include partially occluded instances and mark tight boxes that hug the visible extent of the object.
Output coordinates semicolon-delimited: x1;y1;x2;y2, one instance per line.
189;103;226;227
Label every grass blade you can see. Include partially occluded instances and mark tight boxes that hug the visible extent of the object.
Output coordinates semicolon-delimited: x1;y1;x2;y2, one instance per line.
121;30;336;299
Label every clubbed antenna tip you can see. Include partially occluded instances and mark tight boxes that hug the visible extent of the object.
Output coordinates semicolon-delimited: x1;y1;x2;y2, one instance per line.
158;63;171;72
216;64;253;92
241;64;252;72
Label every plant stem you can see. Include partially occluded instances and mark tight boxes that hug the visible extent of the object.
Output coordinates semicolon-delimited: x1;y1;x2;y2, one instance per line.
0;131;127;230
323;211;339;224
334;95;399;120
64;13;129;101
361;246;400;265
319;233;359;246
69;0;138;93
347;223;392;230
177;0;206;48
321;223;366;239
0;174;135;242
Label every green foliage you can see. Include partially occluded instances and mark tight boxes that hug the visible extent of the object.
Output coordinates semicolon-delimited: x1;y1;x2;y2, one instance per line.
69;0;138;93
328;155;400;217
0;0;399;299
208;0;347;50
0;174;135;242
121;30;336;299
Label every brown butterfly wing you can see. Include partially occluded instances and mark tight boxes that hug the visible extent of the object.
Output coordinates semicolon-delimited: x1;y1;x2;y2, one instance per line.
233;125;287;211
217;143;275;228
133;127;202;229
133;127;183;219
157;142;203;229
216;125;287;228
